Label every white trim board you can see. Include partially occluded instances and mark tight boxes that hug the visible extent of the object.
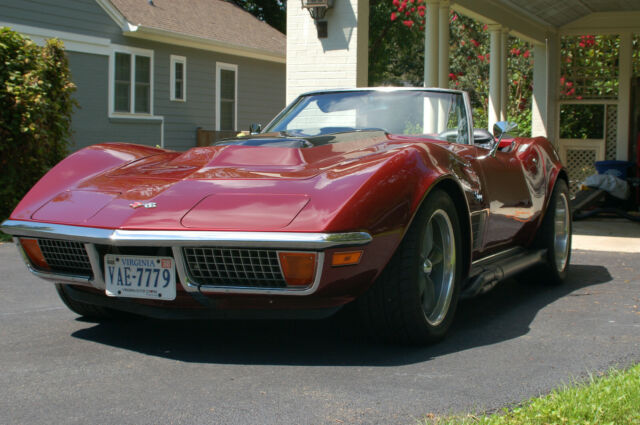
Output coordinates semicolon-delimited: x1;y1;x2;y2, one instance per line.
125;27;285;64
0;21;112;55
95;0;284;63
2;18;285;64
95;0;137;32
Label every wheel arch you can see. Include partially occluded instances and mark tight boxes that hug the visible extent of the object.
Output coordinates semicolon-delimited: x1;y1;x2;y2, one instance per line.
555;168;570;188
410;176;473;280
538;167;570;226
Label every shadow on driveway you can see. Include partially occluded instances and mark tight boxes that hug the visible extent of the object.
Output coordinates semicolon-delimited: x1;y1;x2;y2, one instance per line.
71;263;611;366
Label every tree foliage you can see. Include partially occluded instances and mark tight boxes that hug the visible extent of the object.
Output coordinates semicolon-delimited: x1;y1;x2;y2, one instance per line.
369;2;534;134
0;28;76;222
372;1;624;139
231;0;286;33
558;35;619;140
369;0;425;86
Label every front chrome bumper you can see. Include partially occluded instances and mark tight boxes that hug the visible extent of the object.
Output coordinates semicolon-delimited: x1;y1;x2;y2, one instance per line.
2;219;372;296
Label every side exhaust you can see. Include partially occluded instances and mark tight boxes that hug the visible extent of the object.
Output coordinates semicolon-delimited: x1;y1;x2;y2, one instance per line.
461;249;547;299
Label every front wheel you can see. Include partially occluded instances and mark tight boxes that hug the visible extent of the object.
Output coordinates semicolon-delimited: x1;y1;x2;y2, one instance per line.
357;190;463;345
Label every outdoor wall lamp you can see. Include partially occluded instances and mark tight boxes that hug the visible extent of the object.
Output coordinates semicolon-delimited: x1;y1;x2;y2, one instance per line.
301;0;335;20
301;0;335;38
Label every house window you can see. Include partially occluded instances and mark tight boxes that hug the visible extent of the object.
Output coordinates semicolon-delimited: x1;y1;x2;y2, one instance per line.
170;55;186;101
112;49;152;115
114;53;131;112
216;63;237;131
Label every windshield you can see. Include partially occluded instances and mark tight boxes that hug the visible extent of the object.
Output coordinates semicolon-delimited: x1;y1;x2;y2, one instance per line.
263;90;470;143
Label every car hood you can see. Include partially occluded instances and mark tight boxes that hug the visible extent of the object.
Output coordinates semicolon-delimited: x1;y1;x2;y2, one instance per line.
22;131;402;231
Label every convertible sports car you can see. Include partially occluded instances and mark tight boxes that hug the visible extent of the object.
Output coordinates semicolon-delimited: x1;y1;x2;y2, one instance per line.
2;88;571;344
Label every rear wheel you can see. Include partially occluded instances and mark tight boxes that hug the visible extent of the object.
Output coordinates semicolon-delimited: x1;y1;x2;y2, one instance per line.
55;284;118;320
357;190;462;345
535;179;572;285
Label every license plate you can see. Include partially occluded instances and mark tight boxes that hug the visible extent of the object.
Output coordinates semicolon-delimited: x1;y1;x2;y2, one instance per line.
105;254;176;300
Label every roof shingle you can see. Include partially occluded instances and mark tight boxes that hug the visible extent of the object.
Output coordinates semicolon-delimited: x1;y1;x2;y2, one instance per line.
108;0;285;56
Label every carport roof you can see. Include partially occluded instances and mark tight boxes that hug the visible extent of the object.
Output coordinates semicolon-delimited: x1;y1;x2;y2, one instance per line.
454;0;640;42
503;0;640;27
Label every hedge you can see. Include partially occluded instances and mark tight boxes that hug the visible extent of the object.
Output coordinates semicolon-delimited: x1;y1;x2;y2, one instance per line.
0;27;76;223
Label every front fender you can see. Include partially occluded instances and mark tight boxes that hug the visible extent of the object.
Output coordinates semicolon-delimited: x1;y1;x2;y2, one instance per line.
9;143;166;221
318;143;473;275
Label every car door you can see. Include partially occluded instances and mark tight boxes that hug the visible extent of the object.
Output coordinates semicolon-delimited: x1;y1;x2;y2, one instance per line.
474;144;537;253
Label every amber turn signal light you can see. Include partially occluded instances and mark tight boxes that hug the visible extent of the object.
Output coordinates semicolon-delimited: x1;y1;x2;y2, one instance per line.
331;250;363;267
278;252;316;286
20;238;50;270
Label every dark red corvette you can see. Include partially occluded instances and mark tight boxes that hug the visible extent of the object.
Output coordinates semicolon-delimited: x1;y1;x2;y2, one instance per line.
2;88;571;344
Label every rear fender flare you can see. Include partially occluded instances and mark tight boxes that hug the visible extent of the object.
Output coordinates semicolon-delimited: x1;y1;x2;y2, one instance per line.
534;167;570;233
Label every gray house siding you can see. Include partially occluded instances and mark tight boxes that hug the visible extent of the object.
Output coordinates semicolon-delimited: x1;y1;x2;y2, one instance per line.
2;0;286;152
125;39;286;151
237;58;288;130
67;52;162;149
1;0;122;41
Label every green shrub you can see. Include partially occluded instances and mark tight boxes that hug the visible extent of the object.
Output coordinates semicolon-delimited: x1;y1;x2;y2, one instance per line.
0;28;76;223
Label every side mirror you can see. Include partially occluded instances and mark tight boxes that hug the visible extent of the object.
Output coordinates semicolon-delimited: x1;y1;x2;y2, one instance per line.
249;123;262;135
489;121;517;157
493;121;517;140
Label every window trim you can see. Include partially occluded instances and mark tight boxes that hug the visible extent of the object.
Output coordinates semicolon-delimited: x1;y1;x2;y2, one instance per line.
108;45;154;117
215;62;238;131
170;55;187;102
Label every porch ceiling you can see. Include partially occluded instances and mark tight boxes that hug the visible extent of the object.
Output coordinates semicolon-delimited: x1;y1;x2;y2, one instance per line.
501;0;640;28
454;0;640;43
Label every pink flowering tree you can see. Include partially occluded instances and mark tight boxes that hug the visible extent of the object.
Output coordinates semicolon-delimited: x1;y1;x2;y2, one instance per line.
558;34;619;139
369;1;534;133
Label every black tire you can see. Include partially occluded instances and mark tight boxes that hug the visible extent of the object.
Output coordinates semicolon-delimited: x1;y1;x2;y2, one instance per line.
534;179;572;285
55;284;117;320
357;190;463;345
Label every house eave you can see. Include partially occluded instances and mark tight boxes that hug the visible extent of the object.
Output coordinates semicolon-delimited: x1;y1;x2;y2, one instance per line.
124;26;285;64
95;0;131;31
95;0;285;63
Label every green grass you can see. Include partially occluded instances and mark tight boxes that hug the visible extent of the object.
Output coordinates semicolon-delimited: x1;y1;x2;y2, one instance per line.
421;363;640;425
0;230;11;242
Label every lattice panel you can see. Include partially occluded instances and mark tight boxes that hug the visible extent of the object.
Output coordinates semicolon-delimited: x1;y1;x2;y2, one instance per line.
605;104;618;160
566;148;597;195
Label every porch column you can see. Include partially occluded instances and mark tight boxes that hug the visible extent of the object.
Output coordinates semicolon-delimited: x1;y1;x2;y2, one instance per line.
617;32;632;161
438;0;450;88
531;33;559;140
488;24;502;132
500;28;509;121
424;0;439;87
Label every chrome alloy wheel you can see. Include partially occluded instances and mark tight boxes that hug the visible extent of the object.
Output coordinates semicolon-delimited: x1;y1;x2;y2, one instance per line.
554;191;571;272
419;209;456;326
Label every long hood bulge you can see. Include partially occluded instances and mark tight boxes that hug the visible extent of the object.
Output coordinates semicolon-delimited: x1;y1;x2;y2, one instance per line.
181;193;310;230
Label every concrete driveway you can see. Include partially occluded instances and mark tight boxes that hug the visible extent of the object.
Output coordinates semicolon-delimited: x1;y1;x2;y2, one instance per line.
1;219;639;424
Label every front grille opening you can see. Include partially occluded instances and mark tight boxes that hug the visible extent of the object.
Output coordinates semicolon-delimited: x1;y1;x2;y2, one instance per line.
37;238;93;277
183;247;287;288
